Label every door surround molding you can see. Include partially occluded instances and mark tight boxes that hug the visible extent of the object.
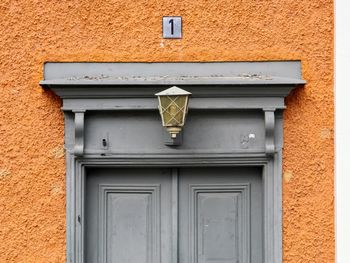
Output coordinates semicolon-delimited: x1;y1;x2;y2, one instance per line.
41;61;305;263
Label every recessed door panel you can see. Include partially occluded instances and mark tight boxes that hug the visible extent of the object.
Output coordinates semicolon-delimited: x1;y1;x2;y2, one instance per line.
196;191;243;263
106;193;151;263
179;167;263;263
85;168;172;263
100;187;159;263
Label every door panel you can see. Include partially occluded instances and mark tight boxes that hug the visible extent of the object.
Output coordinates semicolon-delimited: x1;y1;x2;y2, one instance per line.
106;193;150;262
196;190;244;263
178;167;263;263
85;168;173;263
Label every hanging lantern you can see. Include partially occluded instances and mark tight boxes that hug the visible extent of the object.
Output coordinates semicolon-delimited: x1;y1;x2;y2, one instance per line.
155;86;191;139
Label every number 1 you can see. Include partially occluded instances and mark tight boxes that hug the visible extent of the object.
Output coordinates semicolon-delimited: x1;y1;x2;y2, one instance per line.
169;19;174;35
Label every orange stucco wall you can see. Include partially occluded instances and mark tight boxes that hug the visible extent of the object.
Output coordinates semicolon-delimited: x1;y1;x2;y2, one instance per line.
0;0;334;262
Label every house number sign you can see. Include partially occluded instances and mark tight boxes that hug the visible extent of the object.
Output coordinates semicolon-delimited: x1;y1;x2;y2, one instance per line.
163;16;182;39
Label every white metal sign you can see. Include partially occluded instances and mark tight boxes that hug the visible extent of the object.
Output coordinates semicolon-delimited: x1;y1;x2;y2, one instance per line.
163;16;182;39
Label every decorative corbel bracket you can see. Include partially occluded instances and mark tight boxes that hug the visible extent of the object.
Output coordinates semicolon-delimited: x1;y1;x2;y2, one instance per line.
264;108;276;156
73;110;85;156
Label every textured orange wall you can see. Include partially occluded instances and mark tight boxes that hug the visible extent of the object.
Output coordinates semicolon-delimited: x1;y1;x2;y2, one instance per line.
0;0;334;262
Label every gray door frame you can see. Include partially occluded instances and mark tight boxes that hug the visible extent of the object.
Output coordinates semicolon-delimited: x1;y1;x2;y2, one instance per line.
67;155;281;263
40;61;305;263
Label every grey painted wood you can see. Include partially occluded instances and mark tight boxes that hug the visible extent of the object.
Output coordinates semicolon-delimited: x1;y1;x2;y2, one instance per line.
85;168;172;263
178;167;262;263
99;186;159;263
71;156;280;263
41;61;305;86
73;111;85;156
61;97;286;111
40;62;305;105
44;85;298;100
41;62;305;263
64;151;75;263
82;111;268;155
41;77;305;86
196;192;241;263
264;109;276;155
171;169;179;263
85;166;262;263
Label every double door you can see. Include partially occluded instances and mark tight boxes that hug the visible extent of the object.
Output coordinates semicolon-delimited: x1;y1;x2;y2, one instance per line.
85;167;263;263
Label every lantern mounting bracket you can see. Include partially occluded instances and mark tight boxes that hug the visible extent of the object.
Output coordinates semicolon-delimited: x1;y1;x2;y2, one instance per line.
163;128;183;146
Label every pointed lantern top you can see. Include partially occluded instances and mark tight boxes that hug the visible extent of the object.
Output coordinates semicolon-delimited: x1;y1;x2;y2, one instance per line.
155;86;191;96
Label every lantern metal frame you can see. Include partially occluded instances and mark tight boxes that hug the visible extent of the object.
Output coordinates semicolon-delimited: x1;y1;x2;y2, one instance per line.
155;86;191;139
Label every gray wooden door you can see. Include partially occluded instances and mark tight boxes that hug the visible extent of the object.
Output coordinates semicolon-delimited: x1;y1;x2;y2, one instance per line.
85;167;262;263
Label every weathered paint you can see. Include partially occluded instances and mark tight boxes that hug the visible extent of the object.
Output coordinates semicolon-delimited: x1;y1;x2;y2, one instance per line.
0;0;333;262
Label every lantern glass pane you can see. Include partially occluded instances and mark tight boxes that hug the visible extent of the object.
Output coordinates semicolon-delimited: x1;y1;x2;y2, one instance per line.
159;95;187;127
